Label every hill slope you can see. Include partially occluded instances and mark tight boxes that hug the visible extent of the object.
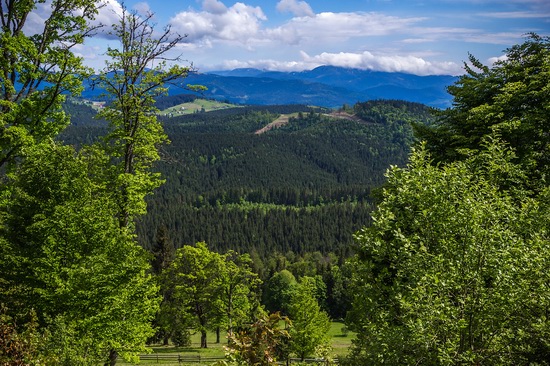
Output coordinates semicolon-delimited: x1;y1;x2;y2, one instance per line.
61;99;435;258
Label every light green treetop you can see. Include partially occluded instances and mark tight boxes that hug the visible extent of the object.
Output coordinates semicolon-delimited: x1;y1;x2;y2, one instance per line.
287;276;331;361
414;33;550;188
0;0;100;169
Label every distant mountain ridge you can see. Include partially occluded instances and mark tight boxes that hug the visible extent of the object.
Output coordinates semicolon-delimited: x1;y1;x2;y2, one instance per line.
79;66;457;109
201;66;457;108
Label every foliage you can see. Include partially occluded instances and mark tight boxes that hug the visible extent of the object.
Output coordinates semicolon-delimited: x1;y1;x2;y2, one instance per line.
0;307;51;365
220;251;262;337
345;140;550;365
167;242;226;348
262;270;298;315
171;328;192;348
0;142;160;364
287;277;331;360
414;33;550;189
0;0;99;169
225;312;291;366
165;243;263;348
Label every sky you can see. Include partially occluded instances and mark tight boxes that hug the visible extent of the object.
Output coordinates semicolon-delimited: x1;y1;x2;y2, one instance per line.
74;0;550;75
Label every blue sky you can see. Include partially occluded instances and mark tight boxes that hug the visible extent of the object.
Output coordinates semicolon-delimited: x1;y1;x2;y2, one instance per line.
78;0;550;75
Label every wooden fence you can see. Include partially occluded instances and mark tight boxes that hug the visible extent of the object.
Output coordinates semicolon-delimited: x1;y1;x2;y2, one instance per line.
138;353;337;364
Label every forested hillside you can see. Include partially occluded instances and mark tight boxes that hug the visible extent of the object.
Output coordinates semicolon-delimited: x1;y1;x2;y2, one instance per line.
61;99;436;260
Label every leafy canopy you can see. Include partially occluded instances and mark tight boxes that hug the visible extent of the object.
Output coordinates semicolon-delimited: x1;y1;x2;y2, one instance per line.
346;140;550;365
414;33;550;188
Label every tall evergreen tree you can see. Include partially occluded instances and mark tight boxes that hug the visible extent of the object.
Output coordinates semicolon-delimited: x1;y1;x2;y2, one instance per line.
151;224;175;275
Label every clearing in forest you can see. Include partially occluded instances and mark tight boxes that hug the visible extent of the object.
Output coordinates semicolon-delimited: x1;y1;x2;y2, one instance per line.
255;113;297;134
160;99;237;117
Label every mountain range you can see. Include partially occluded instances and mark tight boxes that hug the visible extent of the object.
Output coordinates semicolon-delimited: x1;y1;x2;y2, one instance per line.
188;66;456;109
80;66;457;109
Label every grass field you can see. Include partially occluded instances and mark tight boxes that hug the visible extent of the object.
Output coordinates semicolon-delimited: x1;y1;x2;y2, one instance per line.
159;99;237;116
119;321;354;365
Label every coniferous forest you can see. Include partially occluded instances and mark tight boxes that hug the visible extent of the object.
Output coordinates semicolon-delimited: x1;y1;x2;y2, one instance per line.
61;99;435;260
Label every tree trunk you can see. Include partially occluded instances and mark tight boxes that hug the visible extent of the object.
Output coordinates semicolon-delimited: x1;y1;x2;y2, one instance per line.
105;349;117;366
201;330;207;348
163;332;170;346
216;326;220;343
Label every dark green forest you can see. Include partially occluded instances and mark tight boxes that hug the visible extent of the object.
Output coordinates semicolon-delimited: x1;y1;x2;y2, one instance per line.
61;99;435;260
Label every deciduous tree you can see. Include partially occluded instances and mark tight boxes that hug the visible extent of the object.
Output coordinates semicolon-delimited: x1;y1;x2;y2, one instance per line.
346;140;550;365
96;6;202;228
0;142;159;365
262;270;297;315
168;242;225;348
287;276;331;361
220;251;262;339
0;0;100;169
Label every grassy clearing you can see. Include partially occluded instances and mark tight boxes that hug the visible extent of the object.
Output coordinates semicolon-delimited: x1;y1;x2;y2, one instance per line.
160;99;237;116
119;322;353;365
254;113;299;134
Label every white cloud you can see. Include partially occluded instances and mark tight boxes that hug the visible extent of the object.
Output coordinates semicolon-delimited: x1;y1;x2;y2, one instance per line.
23;1;52;35
479;11;550;18
91;0;124;38
218;58;308;72
169;2;266;46
488;54;508;65
276;0;314;17
299;50;463;75
210;50;462;76
20;0;122;38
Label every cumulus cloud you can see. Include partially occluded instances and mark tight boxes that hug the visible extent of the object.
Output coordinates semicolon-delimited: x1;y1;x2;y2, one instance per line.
23;1;52;35
91;0;124;38
169;2;266;46
299;50;462;75
218;58;308;72
212;50;462;76
276;0;314;17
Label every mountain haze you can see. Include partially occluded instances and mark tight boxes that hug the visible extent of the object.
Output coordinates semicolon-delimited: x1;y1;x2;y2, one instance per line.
79;66;456;109
201;66;456;108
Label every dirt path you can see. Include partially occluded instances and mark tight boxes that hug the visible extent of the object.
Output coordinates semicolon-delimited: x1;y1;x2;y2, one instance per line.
254;114;291;134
